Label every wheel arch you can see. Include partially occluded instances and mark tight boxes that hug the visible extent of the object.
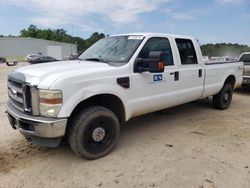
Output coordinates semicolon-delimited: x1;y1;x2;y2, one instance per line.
224;75;236;88
68;94;126;125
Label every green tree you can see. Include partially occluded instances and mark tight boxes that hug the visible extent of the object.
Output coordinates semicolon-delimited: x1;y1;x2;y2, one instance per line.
20;25;39;38
201;43;250;57
19;25;106;53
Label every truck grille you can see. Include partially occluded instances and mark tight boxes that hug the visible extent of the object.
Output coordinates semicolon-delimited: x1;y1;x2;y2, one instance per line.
8;78;25;112
7;74;39;115
7;72;39;115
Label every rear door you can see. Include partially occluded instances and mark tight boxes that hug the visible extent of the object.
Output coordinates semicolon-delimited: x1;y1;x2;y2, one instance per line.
174;38;205;104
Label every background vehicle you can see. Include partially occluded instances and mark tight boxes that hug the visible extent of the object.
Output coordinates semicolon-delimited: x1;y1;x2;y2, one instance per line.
25;53;42;62
0;56;7;64
0;57;18;66
29;56;57;64
239;52;250;85
64;54;79;60
6;33;243;159
6;61;18;66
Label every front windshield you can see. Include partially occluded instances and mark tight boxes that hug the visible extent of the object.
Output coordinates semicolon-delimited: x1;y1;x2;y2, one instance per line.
79;35;144;63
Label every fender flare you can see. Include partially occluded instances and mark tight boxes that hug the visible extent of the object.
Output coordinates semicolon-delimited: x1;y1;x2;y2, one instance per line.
57;84;131;121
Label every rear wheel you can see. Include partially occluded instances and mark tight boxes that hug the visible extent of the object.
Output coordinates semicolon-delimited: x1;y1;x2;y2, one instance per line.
213;83;233;110
68;106;120;159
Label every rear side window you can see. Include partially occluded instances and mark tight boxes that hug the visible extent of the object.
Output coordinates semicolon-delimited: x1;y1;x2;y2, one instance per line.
175;39;198;65
138;37;174;66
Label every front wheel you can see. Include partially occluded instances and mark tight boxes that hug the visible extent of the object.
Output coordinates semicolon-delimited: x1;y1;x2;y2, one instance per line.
213;83;233;110
68;106;120;159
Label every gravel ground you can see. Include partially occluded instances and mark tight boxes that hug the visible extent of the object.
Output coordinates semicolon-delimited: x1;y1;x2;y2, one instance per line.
0;63;250;188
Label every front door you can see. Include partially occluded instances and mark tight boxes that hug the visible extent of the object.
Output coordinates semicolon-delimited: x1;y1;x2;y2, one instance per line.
130;37;179;117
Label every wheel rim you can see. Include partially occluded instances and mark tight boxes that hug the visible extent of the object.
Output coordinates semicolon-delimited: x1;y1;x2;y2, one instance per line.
83;116;115;154
223;87;232;104
224;92;229;101
92;127;106;142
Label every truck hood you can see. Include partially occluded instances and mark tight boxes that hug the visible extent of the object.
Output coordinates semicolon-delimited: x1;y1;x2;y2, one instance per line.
15;60;114;88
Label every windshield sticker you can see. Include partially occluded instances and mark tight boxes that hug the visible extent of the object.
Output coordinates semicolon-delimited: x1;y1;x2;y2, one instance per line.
153;74;163;82
128;36;144;40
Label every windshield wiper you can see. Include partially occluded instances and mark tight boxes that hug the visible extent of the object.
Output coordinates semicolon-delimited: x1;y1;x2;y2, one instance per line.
83;58;108;64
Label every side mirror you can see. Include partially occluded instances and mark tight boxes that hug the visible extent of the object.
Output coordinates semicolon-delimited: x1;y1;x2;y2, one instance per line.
134;51;165;73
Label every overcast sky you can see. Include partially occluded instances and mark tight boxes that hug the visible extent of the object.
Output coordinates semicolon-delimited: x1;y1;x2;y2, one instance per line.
0;0;249;45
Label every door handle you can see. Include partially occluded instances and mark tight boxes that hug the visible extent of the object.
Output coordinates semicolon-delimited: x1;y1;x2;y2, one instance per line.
170;71;179;81
170;72;179;81
198;69;202;78
174;71;179;81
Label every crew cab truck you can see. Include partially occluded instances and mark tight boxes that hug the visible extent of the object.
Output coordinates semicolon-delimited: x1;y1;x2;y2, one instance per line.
6;33;243;159
239;52;250;85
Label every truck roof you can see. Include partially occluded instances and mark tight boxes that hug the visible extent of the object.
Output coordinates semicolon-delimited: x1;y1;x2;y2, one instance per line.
111;33;195;40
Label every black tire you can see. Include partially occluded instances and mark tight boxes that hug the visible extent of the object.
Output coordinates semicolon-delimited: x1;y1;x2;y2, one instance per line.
6;61;18;66
68;106;120;159
213;83;233;110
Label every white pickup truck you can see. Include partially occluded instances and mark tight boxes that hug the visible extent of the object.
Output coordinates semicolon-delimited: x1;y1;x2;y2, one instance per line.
6;33;243;159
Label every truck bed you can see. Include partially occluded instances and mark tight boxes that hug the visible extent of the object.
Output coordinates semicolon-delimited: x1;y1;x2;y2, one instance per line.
204;61;240;65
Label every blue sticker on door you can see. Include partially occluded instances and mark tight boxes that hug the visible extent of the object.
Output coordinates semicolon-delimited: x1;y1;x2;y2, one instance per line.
153;74;163;82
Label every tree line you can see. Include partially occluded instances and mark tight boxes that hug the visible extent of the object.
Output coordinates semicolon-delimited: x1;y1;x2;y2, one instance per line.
1;25;250;57
19;25;106;53
201;43;250;57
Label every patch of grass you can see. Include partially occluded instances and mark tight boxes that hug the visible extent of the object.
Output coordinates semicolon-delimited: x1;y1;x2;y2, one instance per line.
6;56;25;62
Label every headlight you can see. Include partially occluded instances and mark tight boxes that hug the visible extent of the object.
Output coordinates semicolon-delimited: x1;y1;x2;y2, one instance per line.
39;90;62;117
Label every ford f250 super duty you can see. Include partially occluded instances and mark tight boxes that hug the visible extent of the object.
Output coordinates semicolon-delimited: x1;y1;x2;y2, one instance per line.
6;33;243;159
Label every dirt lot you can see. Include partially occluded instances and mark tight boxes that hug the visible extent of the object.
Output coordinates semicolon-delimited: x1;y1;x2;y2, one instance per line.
0;63;250;188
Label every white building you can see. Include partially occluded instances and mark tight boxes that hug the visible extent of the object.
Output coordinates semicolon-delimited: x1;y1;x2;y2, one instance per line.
0;37;77;60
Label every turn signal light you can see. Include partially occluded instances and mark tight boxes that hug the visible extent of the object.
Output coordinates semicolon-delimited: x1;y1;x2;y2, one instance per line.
40;98;62;104
158;61;164;70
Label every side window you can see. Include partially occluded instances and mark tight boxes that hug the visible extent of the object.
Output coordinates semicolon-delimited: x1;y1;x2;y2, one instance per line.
175;39;198;65
239;54;250;63
138;37;174;66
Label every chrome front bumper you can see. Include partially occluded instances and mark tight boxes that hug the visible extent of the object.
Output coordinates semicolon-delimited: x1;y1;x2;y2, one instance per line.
6;101;67;138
